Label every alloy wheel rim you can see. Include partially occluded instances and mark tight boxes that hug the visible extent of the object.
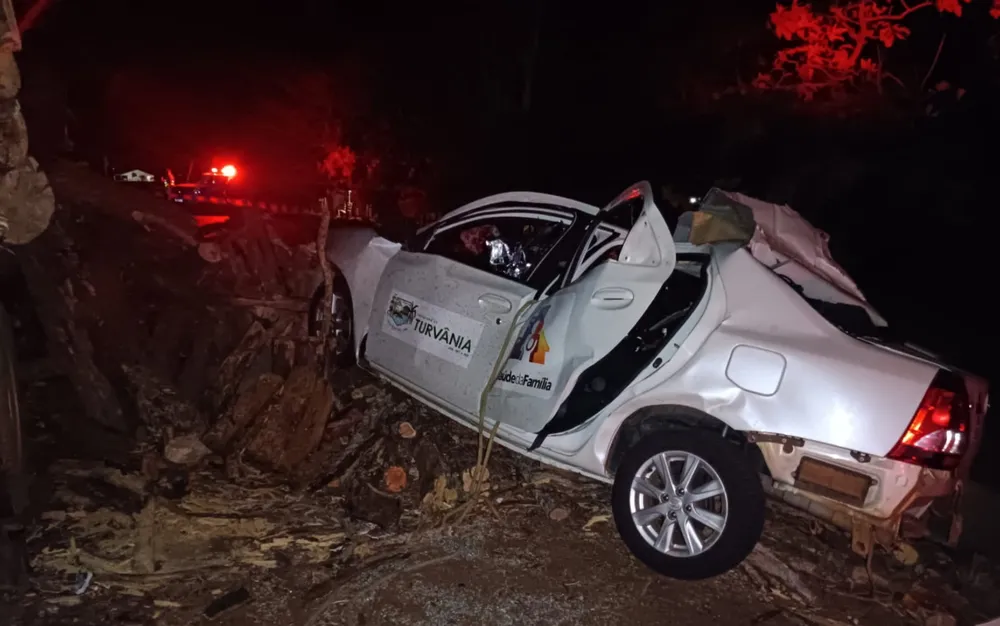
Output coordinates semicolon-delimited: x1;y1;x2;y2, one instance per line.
628;450;728;558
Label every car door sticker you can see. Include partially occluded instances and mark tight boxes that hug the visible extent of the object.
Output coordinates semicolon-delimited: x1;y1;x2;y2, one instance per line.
382;290;485;368
494;300;570;398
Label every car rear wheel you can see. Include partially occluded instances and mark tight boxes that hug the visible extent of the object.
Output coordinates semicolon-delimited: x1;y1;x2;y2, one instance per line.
611;430;765;580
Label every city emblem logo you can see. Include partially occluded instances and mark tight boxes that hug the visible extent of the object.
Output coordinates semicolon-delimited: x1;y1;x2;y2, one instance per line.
387;295;418;328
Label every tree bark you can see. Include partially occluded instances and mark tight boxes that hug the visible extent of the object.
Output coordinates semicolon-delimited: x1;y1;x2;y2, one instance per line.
0;37;54;245
18;227;129;432
1;5;53;588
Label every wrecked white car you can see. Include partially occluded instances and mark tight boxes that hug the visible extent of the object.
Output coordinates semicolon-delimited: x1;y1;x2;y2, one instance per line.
312;182;989;580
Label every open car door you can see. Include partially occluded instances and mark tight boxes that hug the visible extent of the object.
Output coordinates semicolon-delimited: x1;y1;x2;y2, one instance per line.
484;182;677;446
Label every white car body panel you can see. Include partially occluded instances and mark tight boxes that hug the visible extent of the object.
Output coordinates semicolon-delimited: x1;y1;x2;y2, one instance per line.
691;247;936;456
483;183;678;434
366;251;538;419
324;227;401;354
482;258;668;433
324;183;987;531
758;438;937;520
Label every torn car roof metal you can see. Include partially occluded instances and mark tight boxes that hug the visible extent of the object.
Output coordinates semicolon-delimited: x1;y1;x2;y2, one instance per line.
681;188;868;304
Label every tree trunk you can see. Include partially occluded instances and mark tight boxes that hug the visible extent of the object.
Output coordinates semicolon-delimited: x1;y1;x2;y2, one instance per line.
1;3;54;588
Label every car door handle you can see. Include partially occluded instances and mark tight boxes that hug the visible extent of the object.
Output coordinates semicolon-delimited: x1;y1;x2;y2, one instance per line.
591;287;634;310
478;293;512;313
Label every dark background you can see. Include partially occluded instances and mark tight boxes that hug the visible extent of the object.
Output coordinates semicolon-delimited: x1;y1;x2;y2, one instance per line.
12;0;999;480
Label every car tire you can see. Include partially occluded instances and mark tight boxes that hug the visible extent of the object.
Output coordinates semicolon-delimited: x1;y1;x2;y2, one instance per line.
611;430;765;580
308;279;355;371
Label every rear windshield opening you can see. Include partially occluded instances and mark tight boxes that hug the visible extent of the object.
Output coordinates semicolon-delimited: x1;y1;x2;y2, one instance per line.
777;274;898;343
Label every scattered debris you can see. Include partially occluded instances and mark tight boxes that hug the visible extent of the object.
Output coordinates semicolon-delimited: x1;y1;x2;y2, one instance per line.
203;586;251;620
892;541;920;566
925;614;957;626
163;434;212;466
462;466;490;493
154;599;182;608
849;565;888;590
582;514;610;531
549;507;570;522
302;552;460;626
349;481;403;529
530;470;585;490
744;544;818;604
398;421;417;439
413;438;444;495
73;571;93;595
384;466;408;493
422;475;458;512
351;384;380;400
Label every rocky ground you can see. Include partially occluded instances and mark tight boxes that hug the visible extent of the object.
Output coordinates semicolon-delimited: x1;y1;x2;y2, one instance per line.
2;368;999;626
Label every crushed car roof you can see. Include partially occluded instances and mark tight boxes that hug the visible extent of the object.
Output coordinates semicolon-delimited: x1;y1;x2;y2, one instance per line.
681;188;868;303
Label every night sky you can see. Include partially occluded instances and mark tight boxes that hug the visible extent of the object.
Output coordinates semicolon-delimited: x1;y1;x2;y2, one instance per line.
14;0;1000;477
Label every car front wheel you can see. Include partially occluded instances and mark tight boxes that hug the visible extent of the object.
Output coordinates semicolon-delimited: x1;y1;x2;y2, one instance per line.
611;430;765;580
308;281;355;371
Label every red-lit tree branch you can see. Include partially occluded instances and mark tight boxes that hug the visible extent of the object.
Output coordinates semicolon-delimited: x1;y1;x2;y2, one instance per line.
754;0;1000;100
17;0;54;34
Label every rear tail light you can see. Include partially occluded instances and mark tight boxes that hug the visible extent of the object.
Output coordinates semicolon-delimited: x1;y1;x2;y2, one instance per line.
887;371;970;470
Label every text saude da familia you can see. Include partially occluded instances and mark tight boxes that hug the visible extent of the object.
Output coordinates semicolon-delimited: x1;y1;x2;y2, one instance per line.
496;369;553;392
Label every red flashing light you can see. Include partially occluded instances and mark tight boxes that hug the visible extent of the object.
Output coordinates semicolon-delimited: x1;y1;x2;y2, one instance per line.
221;165;237;178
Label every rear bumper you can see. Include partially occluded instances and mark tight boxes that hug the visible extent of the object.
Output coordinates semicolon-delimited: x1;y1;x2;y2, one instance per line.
758;437;963;546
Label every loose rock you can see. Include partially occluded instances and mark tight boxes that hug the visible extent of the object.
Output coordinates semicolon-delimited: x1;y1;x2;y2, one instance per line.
163;434;212;466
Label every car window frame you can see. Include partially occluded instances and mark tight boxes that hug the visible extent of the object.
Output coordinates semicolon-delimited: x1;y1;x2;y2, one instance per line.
566;221;628;284
420;207;577;289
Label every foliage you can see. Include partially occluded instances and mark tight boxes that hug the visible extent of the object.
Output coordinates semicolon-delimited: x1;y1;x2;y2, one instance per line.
248;69;358;186
754;0;1000;100
318;146;357;183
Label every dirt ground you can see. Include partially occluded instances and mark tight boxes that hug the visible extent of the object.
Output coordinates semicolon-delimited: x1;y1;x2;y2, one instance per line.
2;370;999;626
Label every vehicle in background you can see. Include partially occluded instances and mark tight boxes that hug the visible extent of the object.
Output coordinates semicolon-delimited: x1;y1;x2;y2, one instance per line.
166;165;239;204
